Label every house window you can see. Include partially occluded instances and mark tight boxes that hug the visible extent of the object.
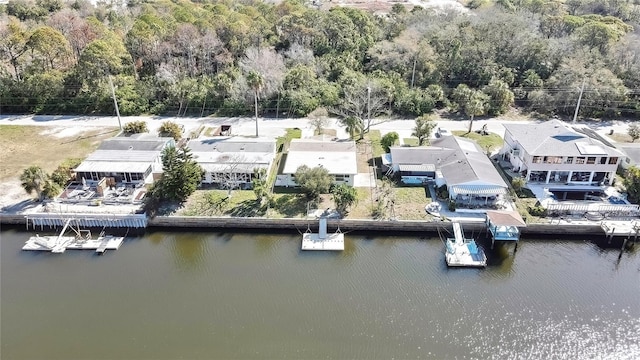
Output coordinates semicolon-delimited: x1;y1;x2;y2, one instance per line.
609;157;619;165
600;157;607;164
544;156;563;164
334;175;346;182
565;157;573;164
587;157;596;164
575;157;586;164
532;156;543;163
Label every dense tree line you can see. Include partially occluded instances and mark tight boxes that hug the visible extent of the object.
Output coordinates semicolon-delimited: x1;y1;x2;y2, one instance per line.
2;0;640;120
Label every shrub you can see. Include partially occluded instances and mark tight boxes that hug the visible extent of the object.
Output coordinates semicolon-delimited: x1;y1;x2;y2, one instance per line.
448;200;456;212
528;205;546;217
158;121;183;141
436;185;449;200
123;120;148;134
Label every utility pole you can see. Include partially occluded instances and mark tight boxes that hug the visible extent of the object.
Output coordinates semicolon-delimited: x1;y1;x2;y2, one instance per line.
367;85;371;134
108;75;122;130
572;77;586;124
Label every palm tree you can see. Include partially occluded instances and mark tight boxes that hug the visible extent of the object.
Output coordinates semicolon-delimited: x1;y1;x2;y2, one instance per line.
20;165;47;201
465;94;487;134
342;116;362;140
246;70;264;137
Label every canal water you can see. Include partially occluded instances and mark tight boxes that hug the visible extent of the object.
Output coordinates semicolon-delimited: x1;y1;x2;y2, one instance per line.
1;228;639;360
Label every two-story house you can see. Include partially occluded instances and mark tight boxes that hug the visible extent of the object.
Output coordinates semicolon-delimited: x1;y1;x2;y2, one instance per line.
500;120;624;186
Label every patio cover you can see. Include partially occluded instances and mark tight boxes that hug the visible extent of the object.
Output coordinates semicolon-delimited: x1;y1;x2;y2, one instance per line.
399;164;436;172
486;210;527;227
451;185;507;195
75;161;152;174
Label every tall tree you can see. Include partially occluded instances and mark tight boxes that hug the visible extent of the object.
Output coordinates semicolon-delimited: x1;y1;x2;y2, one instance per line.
240;46;286;136
333;77;391;139
246;70;264;137
628;123;640;142
412;115;437;146
150;147;203;203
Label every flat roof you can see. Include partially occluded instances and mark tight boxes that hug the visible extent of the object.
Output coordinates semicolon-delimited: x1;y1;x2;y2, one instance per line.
75;161;152;173
283;140;357;175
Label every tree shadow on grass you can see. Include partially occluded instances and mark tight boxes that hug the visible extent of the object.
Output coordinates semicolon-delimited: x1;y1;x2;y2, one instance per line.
272;194;307;217
226;199;267;217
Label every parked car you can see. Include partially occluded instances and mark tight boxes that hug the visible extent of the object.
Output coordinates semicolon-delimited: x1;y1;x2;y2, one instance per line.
436;128;451;137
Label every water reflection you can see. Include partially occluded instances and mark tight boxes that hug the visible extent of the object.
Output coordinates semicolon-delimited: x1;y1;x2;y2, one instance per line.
2;229;639;360
169;233;207;271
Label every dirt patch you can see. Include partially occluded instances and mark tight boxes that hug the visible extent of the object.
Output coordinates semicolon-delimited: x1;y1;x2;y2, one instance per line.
0;125;118;210
0;125;118;181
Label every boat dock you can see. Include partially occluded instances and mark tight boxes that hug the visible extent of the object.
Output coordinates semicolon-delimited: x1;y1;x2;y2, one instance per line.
486;210;527;252
445;222;487;267
301;218;344;251
22;219;125;254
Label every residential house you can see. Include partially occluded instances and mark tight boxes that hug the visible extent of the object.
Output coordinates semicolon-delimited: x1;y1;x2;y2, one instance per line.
500;120;624;186
74;134;174;185
187;137;276;188
615;143;640;170
388;136;509;202
276;139;357;187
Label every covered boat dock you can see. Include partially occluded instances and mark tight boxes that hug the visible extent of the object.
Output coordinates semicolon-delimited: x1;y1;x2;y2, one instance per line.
485;210;527;251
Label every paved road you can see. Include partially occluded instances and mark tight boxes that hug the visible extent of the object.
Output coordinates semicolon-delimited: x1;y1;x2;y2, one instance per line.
1;114;631;143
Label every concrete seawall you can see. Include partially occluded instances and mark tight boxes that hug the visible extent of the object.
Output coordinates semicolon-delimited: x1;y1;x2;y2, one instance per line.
1;214;603;237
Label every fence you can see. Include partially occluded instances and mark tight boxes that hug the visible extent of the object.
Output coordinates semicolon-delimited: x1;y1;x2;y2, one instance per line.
546;202;639;216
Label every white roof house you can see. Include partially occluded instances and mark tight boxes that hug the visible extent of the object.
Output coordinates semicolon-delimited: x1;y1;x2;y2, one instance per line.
187;137;276;186
75;134;174;184
277;139;358;187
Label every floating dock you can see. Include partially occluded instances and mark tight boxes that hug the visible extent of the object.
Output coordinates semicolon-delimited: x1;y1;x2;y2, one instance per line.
22;219;125;254
301;218;344;251
445;222;487;267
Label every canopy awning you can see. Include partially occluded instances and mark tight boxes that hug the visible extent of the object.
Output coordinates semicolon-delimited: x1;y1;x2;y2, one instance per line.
75;161;152;174
451;185;507;195
486;210;527;227
399;164;436;172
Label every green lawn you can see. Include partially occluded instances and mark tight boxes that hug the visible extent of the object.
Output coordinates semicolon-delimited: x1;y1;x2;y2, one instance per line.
402;138;419;146
365;130;384;157
452;130;504;153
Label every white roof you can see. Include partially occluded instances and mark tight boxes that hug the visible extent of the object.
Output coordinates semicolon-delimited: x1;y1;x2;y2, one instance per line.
75;161;152;173
200;163;270;174
283;140;357;175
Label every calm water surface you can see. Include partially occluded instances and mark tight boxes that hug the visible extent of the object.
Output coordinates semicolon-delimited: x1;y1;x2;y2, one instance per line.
1;229;639;360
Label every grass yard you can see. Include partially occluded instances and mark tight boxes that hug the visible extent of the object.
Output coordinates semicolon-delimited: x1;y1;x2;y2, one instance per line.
0;125;118;181
402;138;419;146
452;130;504;153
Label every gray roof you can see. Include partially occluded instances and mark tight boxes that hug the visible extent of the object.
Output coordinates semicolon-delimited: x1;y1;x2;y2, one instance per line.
389;146;456;166
617;143;640;164
503;120;623;157
439;138;506;187
390;136;507;187
98;135;173;151
187;137;275;153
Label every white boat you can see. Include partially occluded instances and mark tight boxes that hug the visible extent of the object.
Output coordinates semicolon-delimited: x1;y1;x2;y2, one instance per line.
445;222;487;267
23;219;125;254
